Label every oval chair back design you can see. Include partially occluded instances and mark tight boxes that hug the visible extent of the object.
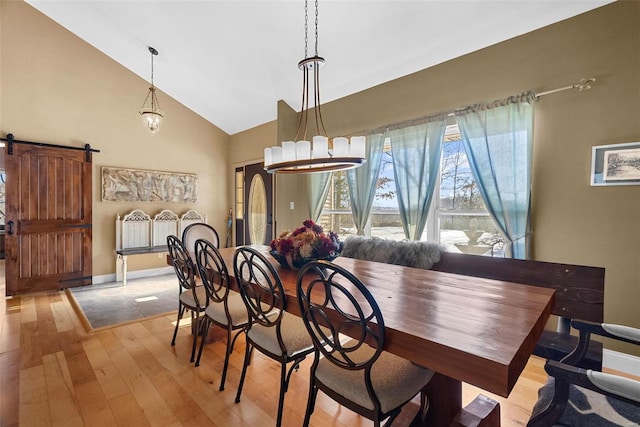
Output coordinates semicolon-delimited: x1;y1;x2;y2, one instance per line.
232;246;316;427
193;238;249;390
297;260;385;371
167;234;206;363
194;238;230;306
167;234;198;296
182;222;220;254
297;261;434;426
233;246;286;329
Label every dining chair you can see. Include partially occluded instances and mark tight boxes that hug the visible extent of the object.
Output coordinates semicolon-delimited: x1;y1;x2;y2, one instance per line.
296;260;435;427
232;246;315;427
193;238;250;391
528;319;640;426
182;222;220;254
167;234;207;362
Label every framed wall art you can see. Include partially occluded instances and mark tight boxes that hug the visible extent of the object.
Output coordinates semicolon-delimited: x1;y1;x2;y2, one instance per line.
590;142;640;186
102;166;198;202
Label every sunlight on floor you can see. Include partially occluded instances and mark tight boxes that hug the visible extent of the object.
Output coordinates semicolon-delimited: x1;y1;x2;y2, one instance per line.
134;296;159;302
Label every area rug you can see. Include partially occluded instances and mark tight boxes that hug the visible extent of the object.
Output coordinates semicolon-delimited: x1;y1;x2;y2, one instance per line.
66;274;178;331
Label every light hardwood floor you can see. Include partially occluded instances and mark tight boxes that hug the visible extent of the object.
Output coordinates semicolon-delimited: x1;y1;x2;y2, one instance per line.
0;262;582;427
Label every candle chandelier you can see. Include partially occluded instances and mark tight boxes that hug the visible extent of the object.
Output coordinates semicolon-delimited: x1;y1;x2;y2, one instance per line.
139;46;164;135
263;0;366;174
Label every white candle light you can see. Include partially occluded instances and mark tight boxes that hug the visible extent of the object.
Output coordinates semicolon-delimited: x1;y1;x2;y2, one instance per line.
349;136;366;158
282;141;296;161
312;136;329;159
271;146;283;164
264;147;272;166
296;140;311;160
333;137;349;157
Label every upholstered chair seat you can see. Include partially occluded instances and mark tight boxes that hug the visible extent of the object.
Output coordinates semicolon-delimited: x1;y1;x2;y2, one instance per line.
247;312;314;357
315;340;434;413
179;285;207;310
203;290;248;327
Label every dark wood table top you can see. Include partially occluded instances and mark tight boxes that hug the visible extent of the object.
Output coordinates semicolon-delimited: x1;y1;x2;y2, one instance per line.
213;245;555;398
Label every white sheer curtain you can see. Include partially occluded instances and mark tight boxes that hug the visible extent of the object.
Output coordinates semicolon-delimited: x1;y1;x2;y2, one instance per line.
454;92;535;259
388;115;447;240
347;132;385;235
307;172;332;222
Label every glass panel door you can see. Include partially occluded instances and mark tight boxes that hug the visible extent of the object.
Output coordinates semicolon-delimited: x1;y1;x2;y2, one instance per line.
248;174;267;245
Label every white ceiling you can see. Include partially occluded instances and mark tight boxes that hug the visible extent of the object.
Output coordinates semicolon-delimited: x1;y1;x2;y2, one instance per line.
26;0;613;135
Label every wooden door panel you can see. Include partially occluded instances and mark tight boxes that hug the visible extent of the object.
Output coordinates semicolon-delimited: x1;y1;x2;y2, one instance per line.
18;232;83;276
5;140;93;296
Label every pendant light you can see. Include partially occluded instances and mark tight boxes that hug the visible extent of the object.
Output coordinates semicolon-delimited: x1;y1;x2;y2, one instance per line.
263;0;366;174
139;46;164;135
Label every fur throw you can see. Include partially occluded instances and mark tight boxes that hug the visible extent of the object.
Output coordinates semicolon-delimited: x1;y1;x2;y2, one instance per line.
341;236;444;270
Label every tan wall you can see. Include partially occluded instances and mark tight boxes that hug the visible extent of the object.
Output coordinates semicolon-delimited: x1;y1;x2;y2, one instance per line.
230;1;640;355
0;1;230;276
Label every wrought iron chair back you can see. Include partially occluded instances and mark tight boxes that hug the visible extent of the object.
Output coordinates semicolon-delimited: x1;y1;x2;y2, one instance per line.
167;234;206;362
232;246;313;427
233;246;285;328
297;260;434;427
194;238;229;305
297;261;385;370
167;234;198;295
193;238;249;389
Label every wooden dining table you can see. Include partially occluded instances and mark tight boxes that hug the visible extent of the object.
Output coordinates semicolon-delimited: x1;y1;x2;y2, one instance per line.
183;245;555;426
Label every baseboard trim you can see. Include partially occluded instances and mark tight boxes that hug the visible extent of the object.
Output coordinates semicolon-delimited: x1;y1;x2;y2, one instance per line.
603;348;640;377
93;266;174;285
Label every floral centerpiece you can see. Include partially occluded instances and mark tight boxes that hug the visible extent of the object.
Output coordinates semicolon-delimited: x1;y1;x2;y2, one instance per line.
270;219;342;269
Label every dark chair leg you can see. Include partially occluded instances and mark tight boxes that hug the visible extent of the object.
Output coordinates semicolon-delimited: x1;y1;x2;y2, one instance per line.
171;304;185;345
195;317;211;367
302;378;318;427
219;327;235;391
190;311;201;362
235;341;252;403
247;343;254;366
275;361;287;427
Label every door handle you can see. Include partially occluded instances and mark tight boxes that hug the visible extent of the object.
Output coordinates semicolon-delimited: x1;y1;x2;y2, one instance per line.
6;220;14;235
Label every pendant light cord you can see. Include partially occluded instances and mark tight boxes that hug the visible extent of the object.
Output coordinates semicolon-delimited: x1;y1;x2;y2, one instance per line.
314;0;319;57
151;51;155;88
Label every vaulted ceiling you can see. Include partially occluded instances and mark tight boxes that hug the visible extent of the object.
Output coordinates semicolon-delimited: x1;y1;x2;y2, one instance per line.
26;1;613;135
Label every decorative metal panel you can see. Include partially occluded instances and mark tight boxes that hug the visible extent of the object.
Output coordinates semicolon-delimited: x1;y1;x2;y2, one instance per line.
102;166;198;203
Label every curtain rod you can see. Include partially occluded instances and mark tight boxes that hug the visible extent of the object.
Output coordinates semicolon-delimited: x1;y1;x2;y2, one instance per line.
360;77;596;134
535;77;596;98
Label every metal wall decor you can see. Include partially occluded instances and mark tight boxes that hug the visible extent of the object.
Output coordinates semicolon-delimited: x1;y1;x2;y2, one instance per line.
102;166;198;202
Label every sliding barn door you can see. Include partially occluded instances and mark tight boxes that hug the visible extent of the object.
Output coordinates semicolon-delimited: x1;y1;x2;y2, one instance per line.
4;141;93;296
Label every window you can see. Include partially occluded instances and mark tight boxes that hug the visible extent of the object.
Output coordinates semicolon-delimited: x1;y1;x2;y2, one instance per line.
433;126;504;256
235;168;244;220
319;170;356;238
320;125;505;256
